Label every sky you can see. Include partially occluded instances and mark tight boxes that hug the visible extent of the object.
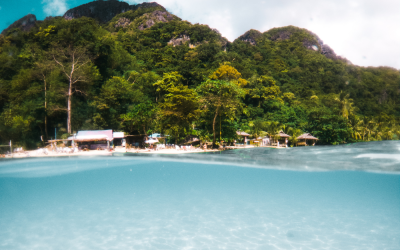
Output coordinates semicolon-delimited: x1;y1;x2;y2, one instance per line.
0;0;399;69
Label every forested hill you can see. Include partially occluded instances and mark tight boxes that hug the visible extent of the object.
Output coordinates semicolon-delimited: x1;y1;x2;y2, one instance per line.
0;0;399;149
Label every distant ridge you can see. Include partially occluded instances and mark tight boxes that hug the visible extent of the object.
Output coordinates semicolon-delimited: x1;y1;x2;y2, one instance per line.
237;26;347;62
63;1;165;23
1;1;165;35
1;14;36;35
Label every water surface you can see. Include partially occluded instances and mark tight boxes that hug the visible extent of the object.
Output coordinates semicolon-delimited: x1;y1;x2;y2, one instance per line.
0;141;399;249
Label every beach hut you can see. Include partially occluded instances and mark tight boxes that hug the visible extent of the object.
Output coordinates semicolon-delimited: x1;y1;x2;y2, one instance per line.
236;131;250;145
126;135;148;148
113;132;126;147
271;131;290;147
296;133;318;146
74;130;113;150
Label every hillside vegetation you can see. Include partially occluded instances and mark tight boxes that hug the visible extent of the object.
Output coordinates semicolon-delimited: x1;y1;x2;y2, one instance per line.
0;1;399;148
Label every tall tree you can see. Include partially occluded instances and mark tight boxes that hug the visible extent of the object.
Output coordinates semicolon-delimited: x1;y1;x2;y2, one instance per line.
197;79;245;146
120;100;156;135
155;72;200;144
52;45;100;133
33;54;55;139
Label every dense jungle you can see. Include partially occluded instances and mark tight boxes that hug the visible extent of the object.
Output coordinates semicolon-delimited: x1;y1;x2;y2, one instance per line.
0;1;399;149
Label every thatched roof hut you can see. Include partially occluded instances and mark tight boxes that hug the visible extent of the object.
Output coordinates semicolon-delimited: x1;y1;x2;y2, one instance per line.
277;131;290;138
296;133;318;146
236;131;250;136
297;133;318;140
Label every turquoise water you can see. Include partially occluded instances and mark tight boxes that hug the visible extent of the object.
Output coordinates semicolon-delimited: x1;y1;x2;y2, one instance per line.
0;141;399;249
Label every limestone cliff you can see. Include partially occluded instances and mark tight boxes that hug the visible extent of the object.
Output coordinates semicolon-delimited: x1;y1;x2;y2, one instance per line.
239;26;345;61
1;14;37;35
63;1;165;23
238;29;262;45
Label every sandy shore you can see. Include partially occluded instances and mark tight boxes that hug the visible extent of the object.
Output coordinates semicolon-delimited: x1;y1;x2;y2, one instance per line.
2;147;221;158
1;145;289;159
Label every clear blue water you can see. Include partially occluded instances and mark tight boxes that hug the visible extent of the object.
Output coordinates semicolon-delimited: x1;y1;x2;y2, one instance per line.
0;141;399;249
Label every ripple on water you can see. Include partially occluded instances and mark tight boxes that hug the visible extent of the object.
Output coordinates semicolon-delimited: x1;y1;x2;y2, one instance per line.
0;141;399;249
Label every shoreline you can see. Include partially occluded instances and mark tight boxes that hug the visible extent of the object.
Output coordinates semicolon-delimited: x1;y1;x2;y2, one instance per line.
0;145;290;159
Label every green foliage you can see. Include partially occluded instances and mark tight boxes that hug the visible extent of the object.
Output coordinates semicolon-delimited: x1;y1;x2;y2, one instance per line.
0;8;399;148
156;72;201;143
197;78;245;145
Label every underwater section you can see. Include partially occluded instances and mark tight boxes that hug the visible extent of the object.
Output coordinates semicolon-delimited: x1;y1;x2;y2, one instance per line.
0;141;399;249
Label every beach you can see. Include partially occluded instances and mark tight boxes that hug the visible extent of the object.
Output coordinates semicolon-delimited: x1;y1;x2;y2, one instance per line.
2;147;228;158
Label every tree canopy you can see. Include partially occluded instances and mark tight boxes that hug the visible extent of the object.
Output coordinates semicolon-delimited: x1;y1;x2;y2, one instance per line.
0;6;399;148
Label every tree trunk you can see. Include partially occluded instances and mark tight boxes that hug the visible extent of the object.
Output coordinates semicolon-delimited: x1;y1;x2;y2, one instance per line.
219;114;221;142
44;77;48;139
212;106;219;146
45;116;48;139
67;79;72;134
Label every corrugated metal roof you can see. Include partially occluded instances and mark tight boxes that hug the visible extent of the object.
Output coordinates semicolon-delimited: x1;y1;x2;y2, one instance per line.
113;132;125;138
76;130;113;141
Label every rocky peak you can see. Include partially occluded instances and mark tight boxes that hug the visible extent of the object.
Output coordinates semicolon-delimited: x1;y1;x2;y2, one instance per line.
138;10;173;30
301;30;338;60
266;26;341;61
1;14;37;35
63;1;165;23
238;29;262;45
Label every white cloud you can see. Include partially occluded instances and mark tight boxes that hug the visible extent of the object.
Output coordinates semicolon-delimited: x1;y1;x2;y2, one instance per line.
122;0;400;68
42;0;68;16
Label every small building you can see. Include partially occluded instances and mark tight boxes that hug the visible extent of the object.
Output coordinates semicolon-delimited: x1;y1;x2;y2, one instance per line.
113;132;126;147
126;135;146;148
236;131;250;145
262;136;270;146
296;133;318;146
249;137;268;146
271;131;290;147
74;130;113;150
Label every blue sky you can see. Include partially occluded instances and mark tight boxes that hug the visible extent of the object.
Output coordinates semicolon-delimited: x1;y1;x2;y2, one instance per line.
1;0;399;69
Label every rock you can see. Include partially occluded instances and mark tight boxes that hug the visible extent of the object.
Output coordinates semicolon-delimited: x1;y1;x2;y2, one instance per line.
137;10;173;30
269;26;344;61
63;1;165;23
168;35;191;46
115;17;131;28
238;29;262;45
270;30;292;41
321;44;337;60
1;14;37;35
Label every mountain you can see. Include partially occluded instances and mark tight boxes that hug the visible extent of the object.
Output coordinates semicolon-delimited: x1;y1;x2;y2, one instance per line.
0;1;399;148
237;26;345;62
1;14;37;35
63;1;163;23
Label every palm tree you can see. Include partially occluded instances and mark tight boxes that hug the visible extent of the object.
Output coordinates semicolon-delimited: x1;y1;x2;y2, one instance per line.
266;121;282;144
381;119;400;140
358;117;375;141
249;119;266;139
288;127;303;146
335;91;355;119
350;116;363;140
